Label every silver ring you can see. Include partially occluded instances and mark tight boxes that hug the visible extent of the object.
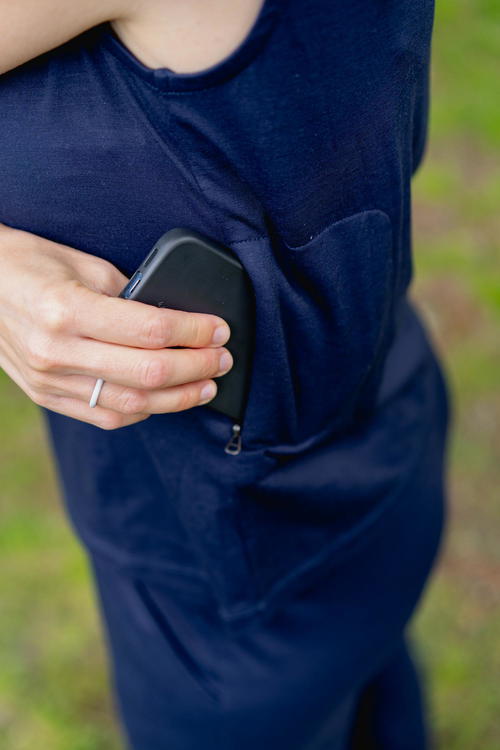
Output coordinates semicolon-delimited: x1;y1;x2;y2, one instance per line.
89;378;104;408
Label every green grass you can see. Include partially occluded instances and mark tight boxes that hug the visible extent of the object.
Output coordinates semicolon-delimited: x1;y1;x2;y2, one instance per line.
0;386;122;749
407;1;500;747
1;0;499;747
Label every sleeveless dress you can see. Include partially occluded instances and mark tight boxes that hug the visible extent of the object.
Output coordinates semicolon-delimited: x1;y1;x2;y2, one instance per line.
0;0;451;747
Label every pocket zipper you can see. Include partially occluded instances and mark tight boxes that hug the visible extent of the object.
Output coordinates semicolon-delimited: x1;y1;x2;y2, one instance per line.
224;423;242;455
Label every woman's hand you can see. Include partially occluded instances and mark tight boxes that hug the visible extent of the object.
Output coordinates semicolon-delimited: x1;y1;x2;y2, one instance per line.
0;223;233;430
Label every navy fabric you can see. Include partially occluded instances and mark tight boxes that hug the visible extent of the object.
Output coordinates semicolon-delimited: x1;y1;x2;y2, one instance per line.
90;378;445;748
0;0;452;745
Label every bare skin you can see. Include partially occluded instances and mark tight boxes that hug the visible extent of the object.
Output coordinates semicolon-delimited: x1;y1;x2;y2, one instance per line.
0;0;265;75
0;0;126;75
0;0;264;429
0;223;234;430
110;0;266;73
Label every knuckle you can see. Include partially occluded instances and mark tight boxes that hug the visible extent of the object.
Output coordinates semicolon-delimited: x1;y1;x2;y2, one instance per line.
119;389;147;414
140;312;174;348
186;314;202;345
25;334;57;372
26;369;49;391
97;413;124;431
99;263;121;293
208;350;223;378
198;356;213;380
38;289;71;333
28;388;49;408
173;387;195;413
139;357;169;389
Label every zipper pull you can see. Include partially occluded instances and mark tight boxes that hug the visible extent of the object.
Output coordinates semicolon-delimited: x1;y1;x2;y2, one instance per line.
224;423;242;455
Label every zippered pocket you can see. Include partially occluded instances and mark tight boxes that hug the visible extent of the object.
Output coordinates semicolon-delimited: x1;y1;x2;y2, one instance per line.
209;209;395;456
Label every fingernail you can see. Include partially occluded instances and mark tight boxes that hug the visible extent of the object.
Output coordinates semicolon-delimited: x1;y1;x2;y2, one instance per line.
199;382;217;403
217;351;233;375
212;325;230;345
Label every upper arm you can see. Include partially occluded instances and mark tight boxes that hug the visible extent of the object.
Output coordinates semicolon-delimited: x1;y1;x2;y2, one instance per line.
0;0;130;75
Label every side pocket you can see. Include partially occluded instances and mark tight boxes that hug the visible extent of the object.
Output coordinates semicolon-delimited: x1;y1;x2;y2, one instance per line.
238;209;395;452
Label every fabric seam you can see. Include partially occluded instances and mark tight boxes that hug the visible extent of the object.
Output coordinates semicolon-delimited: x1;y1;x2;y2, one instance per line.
217;358;435;623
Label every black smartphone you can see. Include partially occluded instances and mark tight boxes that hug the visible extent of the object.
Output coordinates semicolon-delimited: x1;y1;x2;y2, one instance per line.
118;227;256;424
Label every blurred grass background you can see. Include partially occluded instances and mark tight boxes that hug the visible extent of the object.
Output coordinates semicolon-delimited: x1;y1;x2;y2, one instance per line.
409;0;500;747
0;1;499;747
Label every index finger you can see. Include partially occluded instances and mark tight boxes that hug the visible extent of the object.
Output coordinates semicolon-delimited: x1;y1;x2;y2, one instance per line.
70;283;231;349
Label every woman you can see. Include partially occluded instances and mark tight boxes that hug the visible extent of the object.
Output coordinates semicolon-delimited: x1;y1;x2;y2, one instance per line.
0;0;451;747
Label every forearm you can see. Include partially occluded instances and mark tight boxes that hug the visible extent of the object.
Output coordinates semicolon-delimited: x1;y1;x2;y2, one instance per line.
0;0;130;74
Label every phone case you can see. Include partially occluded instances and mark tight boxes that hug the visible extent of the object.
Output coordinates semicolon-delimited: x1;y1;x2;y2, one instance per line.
118;227;256;424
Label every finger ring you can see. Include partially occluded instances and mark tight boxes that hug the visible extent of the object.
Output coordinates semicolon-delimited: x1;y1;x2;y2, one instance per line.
89;378;104;408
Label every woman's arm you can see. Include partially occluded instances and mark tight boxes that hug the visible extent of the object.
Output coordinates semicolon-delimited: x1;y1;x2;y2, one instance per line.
0;0;131;75
1;0;266;77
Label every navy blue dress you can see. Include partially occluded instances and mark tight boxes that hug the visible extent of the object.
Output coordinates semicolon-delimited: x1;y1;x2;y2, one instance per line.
0;0;451;746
